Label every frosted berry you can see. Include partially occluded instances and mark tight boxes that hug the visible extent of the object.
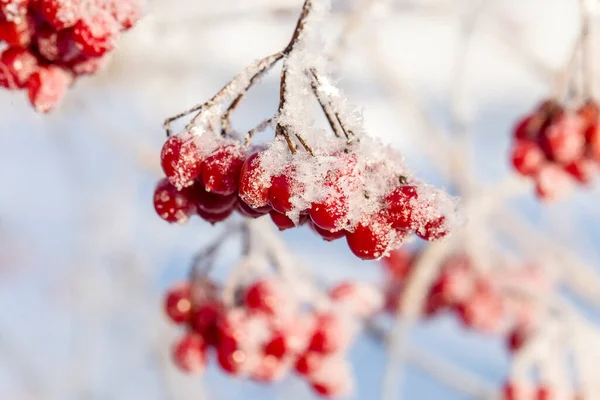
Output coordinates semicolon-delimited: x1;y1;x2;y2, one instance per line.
238;152;270;208
0;47;38;89
269;173;295;213
385;185;418;231
308;313;345;354
35;26;79;63
263;332;288;359
346;213;393;260
540;113;586;164
153;178;195;224
27;65;72;113
309;191;348;231
511;140;545;176
416;216;449;241
72;10;118;57
0;14;34;48
160;134;204;189
172;333;207;374
244;279;282;316
164;282;193;324
202;144;246;195
36;0;82;30
269;210;296;231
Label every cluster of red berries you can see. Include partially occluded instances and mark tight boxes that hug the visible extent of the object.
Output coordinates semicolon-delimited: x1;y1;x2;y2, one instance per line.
503;381;584;400
382;249;545;337
164;276;383;397
510;99;600;200
154;130;456;260
0;0;141;112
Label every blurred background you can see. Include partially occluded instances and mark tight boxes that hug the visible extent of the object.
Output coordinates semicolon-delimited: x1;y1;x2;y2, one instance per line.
1;0;600;399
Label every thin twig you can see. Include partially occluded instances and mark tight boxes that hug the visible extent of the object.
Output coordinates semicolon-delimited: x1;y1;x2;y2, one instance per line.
295;133;314;155
244;116;275;145
309;68;352;141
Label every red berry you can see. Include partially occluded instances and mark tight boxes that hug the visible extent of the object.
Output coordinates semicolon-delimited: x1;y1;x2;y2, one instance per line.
190;302;222;346
309;190;348;231
308;313;345;354
0;47;38;89
309;221;345;241
196;205;234;225
217;346;247;375
153;178;195;224
513;115;536;139
238;152;270;208
506;327;528;352
35;26;80;63
187;181;237;214
244;279;282;316
72;10;118;57
587;123;600;162
164;282;193;324
160;133;204;189
416;216;449;241
269;210;295;231
346;213;393;260
201;144;246;195
172;333;207;374
0;0;29;19
511;140;545;176
36;0;82;29
311;382;336;398
540;113;586;164
0;14;34;48
26;65;72;113
536;386;553;400
295;351;323;376
263;332;287;359
564;158;595;184
269;173;295;213
535;164;572;201
385;185;419;231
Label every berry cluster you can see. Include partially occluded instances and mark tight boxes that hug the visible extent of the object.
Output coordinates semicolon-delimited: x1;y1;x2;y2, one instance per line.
503;381;582;400
0;0;142;112
510;99;600;200
154;130;457;260
164;277;383;398
382;249;545;336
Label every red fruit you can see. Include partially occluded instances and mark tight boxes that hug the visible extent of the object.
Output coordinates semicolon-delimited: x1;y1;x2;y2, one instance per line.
67;54;107;75
0;47;38;89
164;282;193;324
0;14;34;47
35;26;79;63
236;199;270;218
309;221;345;242
238;152;270;208
202;144;246;195
506;327;528;352
244;279;282;316
536;386;553;400
160;133;204;189
269;210;295;231
587;123;600;161
577;100;599;128
36;0;82;29
172;333;207;374
196;205;234;225
511;140;545;176
27;66;72;113
382;249;414;280
456;284;504;333
535;164;572;201
217;346;247;375
263;332;287;359
564;158;595;184
385;185;419;231
416;216;449;241
295;352;323;376
190;302;222;346
309;191;348;231
216;309;248;352
346;213;393;260
187;181;237;214
72;10;118;57
308;313;345;354
311;382;337;398
540;113;586;164
0;0;29;19
153;178;195;224
513;115;536;139
269;173;295;213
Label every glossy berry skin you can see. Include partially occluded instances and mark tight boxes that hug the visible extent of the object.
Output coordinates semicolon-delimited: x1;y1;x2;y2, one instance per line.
244;279;281;316
153;178;195;224
269;210;296;231
164;282;193;324
172;333;207;374
26;65;72;113
0;47;38;89
160;134;204;190
196;205;235;225
236;199;270;218
269;173;295;213
345;213;392;260
309;221;345;242
72;10;118;57
202;144;246;195
238;152;270;208
37;0;82;30
187;181;237;214
416;216;448;242
309;190;348;232
511;140;545;176
385;185;418;231
263;332;287;359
